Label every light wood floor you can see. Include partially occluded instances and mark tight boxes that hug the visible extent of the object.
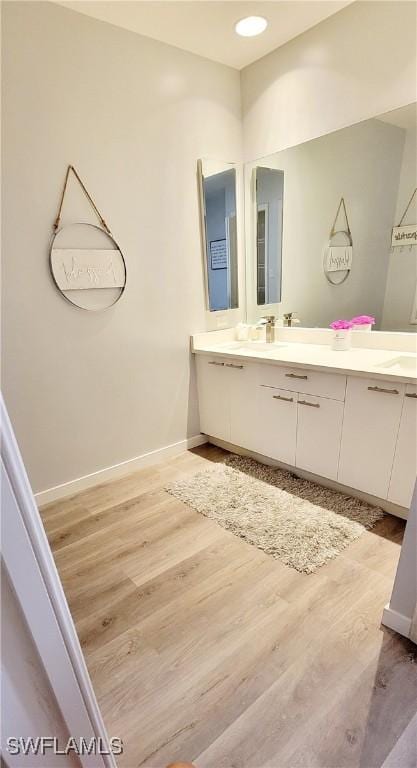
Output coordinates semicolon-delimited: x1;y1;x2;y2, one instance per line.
40;445;417;768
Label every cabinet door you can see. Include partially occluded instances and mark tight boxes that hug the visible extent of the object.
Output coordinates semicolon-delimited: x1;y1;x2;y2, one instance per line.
338;377;405;499
228;362;258;450
256;386;298;466
196;357;230;442
296;395;344;480
388;384;417;508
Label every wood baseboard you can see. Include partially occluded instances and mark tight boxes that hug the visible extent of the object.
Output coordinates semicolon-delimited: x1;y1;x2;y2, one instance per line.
35;434;208;506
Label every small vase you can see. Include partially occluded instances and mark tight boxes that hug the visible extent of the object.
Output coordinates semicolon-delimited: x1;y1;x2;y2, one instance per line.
352;323;372;332
331;329;352;351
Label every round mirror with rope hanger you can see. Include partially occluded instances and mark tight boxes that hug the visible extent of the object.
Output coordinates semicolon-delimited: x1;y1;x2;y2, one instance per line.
323;197;353;286
49;165;127;311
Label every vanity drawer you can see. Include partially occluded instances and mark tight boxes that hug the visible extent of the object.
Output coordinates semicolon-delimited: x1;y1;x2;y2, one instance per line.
258;365;346;401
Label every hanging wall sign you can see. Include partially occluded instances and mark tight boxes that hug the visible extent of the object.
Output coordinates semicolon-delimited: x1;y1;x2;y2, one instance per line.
391;188;417;251
323;197;353;286
391;224;417;247
51;248;126;291
50;166;126;311
325;244;353;272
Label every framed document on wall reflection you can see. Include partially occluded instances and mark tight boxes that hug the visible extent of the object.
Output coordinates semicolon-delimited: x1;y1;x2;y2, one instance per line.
210;239;227;269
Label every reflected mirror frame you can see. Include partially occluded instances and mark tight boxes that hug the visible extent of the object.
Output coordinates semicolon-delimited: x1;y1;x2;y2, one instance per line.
197;159;239;313
255;166;284;308
197;159;210;311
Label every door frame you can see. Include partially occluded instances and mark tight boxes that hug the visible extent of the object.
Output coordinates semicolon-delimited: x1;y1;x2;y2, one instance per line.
1;395;117;768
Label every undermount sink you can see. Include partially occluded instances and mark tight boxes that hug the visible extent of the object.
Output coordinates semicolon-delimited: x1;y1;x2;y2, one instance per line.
219;341;287;353
376;356;417;372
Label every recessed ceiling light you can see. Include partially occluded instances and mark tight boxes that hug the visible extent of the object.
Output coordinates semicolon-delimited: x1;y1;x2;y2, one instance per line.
235;16;268;37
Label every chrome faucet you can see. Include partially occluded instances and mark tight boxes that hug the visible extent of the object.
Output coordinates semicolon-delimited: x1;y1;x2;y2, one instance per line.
283;312;296;327
262;315;276;343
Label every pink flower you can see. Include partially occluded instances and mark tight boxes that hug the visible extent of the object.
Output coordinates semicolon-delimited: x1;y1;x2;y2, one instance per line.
330;319;354;330
351;315;375;325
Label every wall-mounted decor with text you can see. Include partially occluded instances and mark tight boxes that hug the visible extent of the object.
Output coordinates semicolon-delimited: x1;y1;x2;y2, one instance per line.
50;165;126;311
323;197;353;286
391;188;417;252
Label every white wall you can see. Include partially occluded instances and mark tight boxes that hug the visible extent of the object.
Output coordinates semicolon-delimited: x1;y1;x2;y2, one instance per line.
382;125;417;331
241;1;417;160
1;1;241;494
245;118;405;328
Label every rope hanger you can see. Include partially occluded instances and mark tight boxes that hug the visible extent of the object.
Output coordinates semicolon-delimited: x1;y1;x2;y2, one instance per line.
330;197;351;238
398;187;417;226
53;165;111;234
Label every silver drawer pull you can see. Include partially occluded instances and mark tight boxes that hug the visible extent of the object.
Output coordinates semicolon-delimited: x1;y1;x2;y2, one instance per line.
208;361;224;366
406;392;417;398
286;373;308;380
298;400;320;408
226;363;244;369
273;394;294;403
368;386;399;395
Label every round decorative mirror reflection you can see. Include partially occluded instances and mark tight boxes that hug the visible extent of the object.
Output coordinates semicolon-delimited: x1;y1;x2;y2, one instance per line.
50;222;126;311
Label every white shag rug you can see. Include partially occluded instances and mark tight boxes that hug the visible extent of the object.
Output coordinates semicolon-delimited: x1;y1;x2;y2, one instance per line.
165;455;384;574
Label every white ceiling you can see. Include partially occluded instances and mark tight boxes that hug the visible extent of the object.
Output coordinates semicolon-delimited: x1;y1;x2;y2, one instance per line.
57;1;353;70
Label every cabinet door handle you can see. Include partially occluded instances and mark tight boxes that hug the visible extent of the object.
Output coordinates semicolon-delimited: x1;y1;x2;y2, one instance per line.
273;394;294;403
368;386;399;395
405;392;417;398
226;363;244;369
208;361;224;366
298;399;320;408
285;373;308;380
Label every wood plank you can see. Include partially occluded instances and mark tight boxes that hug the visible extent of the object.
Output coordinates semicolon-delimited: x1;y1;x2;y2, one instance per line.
41;444;412;768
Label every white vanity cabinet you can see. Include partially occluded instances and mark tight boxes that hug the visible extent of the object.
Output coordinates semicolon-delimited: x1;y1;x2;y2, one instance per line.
195;352;415;515
338;376;405;500
295;395;344;481
228;361;258;450
257;386;298;465
195;356;257;448
256;366;346;480
196;357;231;442
256;387;344;480
388;384;417;508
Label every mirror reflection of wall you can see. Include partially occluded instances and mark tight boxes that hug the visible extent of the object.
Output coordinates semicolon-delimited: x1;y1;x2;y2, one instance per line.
256;167;283;306
245;102;417;332
198;161;238;312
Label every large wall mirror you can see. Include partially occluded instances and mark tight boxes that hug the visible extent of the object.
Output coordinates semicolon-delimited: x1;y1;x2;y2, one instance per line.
198;159;239;312
245;102;417;332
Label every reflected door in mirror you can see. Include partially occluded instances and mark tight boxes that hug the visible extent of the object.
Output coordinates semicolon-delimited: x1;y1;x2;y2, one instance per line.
256;167;283;306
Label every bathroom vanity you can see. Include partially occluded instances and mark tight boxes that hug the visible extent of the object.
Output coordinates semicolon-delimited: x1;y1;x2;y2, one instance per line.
195;101;417;519
192;332;417;518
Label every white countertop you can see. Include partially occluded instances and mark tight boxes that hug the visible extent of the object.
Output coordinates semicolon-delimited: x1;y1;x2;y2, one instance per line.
192;337;417;383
